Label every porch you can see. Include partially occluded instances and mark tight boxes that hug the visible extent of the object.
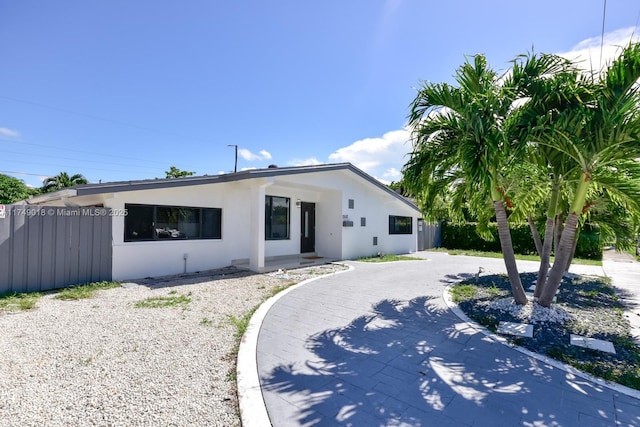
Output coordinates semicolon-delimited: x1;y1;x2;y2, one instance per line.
233;253;339;273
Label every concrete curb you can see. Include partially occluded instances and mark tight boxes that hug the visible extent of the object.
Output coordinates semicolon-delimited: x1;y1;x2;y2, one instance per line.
442;284;640;400
236;264;355;427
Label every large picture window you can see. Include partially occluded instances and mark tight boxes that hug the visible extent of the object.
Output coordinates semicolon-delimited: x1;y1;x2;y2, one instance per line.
124;204;222;242
265;196;290;240
389;215;412;235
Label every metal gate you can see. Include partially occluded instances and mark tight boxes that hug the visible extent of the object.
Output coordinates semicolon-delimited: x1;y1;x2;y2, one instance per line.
0;205;112;294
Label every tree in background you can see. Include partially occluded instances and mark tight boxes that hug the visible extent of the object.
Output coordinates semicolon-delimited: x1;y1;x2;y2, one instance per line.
164;166;196;178
0;174;40;203
41;172;88;193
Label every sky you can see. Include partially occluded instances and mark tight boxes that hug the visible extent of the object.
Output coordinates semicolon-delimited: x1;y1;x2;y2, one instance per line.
1;1;640;188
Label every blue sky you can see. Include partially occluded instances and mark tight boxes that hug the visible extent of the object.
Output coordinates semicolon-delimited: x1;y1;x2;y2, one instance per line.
1;1;639;187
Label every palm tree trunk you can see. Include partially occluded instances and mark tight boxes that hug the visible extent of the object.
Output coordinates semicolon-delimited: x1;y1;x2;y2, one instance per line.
565;228;580;272
534;216;555;297
535;182;559;298
527;216;543;256
540;172;590;307
554;213;564;255
494;200;528;305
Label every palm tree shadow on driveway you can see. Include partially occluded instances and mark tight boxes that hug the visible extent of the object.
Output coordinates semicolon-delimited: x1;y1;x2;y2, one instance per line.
258;294;628;426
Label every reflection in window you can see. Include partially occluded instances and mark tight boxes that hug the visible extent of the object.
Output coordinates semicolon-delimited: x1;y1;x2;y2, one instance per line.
389;215;412;235
124;204;221;241
265;196;290;240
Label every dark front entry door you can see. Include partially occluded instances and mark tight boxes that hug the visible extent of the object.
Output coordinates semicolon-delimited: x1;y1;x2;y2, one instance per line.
300;202;316;253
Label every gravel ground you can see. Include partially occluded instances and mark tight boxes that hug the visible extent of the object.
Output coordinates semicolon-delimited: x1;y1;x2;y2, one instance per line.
0;264;346;427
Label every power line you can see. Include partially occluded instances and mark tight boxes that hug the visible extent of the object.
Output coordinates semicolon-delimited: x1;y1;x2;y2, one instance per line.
599;0;607;71
0;149;161;171
0;94;213;144
0;137;169;168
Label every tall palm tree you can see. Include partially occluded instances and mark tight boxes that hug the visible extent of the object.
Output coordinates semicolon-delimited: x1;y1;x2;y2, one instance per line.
404;55;533;304
537;42;640;306
506;60;586;295
41;171;88;193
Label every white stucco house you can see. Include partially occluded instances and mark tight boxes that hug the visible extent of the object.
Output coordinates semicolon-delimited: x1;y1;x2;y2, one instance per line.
27;163;421;281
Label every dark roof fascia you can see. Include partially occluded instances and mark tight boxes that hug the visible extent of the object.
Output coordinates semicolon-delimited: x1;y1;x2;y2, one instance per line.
71;163;418;212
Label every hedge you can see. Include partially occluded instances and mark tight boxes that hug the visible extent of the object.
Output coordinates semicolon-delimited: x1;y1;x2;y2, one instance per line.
441;222;602;260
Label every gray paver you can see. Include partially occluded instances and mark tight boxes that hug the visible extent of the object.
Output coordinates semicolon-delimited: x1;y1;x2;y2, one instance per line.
253;251;640;426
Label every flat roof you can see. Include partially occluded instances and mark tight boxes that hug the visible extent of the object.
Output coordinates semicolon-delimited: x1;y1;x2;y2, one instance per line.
27;162;419;211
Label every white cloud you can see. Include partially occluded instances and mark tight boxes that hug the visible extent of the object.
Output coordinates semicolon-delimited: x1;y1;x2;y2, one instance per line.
382;167;401;181
287;157;322;167
317;27;639;186
0;127;20;138
557;26;640;72
328;129;411;183
259;150;272;160
238;148;272;162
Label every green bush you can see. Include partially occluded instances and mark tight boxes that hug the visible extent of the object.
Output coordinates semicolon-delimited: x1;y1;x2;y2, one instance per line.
441;222;602;260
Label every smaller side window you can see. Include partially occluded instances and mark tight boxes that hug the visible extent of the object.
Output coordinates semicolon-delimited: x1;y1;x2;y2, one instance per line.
389;215;412;235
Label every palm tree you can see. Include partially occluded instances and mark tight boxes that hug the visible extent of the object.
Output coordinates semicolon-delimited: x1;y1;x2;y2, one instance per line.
536;42;640;307
41;172;88;193
506;60;586;295
404;55;532;304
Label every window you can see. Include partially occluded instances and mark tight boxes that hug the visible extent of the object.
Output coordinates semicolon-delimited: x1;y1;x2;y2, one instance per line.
265;196;290;240
389;215;412;235
124;204;221;242
348;199;354;209
361;217;366;227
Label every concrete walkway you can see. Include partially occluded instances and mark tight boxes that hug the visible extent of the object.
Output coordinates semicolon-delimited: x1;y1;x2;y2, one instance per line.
602;248;640;345
241;252;640;426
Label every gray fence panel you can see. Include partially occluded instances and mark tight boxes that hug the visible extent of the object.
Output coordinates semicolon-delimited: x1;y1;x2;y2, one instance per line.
417;220;441;251
0;206;112;294
0;213;10;290
11;213;27;292
53;214;68;288
26;215;42;292
40;214;56;291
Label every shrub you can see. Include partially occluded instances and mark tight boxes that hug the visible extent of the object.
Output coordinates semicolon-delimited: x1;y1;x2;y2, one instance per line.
441;222;602;260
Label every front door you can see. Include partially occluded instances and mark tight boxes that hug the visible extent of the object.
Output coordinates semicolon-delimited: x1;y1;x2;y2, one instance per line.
300;202;315;253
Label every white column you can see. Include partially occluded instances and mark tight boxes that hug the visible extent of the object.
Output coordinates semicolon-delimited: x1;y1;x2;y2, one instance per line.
249;179;272;272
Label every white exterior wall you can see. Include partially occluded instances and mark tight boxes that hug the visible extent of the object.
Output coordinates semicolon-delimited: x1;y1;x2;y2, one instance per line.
273;170;419;260
338;174;418;259
63;167;419;280
102;182;253;281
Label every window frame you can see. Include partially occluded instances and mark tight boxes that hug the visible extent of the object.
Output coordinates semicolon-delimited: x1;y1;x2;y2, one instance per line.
265;195;291;240
388;215;413;235
124;203;222;242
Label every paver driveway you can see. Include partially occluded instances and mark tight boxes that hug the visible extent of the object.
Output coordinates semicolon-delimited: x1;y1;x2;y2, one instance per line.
255;252;640;427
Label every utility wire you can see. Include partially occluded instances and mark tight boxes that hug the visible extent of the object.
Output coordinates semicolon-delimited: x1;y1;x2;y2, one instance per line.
0;94;213;144
599;0;607;71
0;137;170;167
0;149;161;170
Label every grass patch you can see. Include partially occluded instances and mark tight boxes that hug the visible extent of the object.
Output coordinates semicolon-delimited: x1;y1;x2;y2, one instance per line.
135;292;192;308
438;248;602;266
266;282;297;298
357;254;423;262
449;284;477;302
453;272;640;390
0;292;42;311
54;281;120;300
